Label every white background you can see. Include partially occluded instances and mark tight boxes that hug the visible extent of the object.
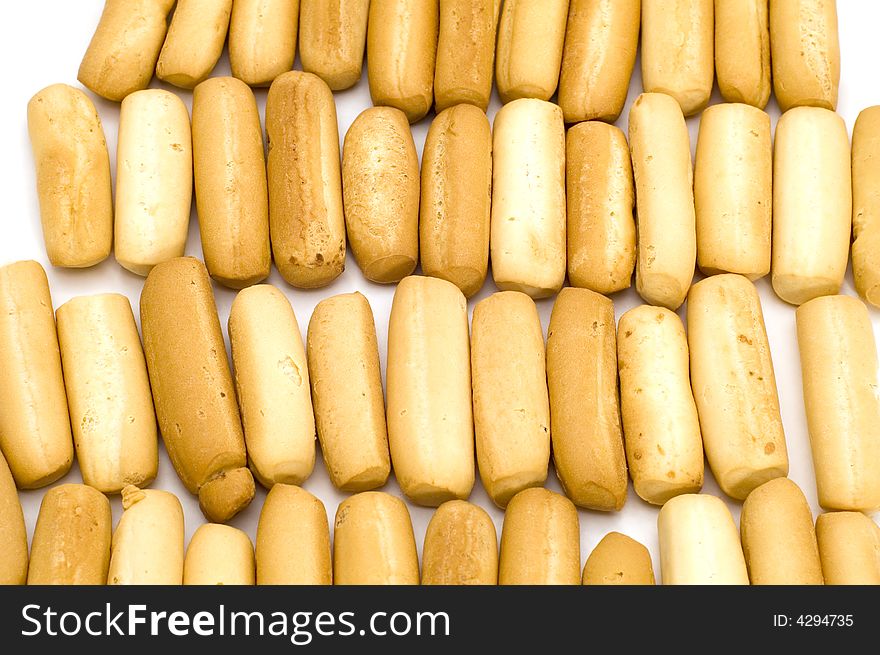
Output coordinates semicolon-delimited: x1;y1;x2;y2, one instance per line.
1;1;879;583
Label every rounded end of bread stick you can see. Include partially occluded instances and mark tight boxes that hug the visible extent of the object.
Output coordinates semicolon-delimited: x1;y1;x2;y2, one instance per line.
362;255;417;285
425;267;486;299
198;468;256;523
403;481;471;508
718;465;788;502
487;474;547;509
336;464;391;494
853;252;880;309
560;480;627;512
771;273;841;306
634;478;703;507
494;279;561;300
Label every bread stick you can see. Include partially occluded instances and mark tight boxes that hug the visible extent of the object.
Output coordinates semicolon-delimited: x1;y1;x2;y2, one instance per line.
0;452;28;585
299;0;369;90
229;0;299;86
816;512;880;585
582;532;655;585
184;524;255;585
422;500;498;585
714;0;771;107
156;0;232;88
852;106;880;307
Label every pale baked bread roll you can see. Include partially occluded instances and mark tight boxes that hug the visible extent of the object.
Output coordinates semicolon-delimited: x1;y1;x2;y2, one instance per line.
433;0;501;112
266;71;346;288
192;77;270;289
108;486;185;585
228;284;316;489
27;484;112;585
640;0;714;116
342;107;419;284
628;92;696;310
56;293;158;494
367;0;439;123
299;0;370;90
499;488;580;585
618;305;703;505
694;103;772;280
771;106;851;305
115;89;193;276
796;295;880;512
156;0;232;88
566;121;635;294
420;104;492;298
547;288;627;511
140;257;254;523
27;83;112;268
422;500;498;585
687;274;788;500
0;452;28;585
658;494;749;585
0;260;73;489
229;0;299;87
770;0;840;111
582;532;655;585
307;292;391;492
386;276;475;505
491;98;566;298
78;0;175;101
333;492;420;585
558;0;640;123
816;511;880;585
184;524;255;585
714;0;771;107
255;484;332;585
851;106;880;307
740;478;824;585
495;0;569;103
471;291;550;508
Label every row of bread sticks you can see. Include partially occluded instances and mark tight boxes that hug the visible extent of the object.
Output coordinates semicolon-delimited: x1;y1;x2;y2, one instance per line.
1;257;878;520
4;479;879;585
75;0;837;122
26;76;880;309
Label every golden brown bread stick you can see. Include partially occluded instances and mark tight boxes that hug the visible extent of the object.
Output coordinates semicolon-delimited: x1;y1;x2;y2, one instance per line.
255;484;332;585
816;512;880;585
618;305;703;505
0;452;27;584
628;92;696;310
192;77;270;290
156;0;232;88
367;0;439;123
108;486;184;585
229;0;300;87
299;0;370;91
342;107;419;284
114;89;193;277
658;494;749;585
140;257;254;523
419;104;492;298
333;492;420;585
694;103;772;280
796;295;880;512
714;0;771;107
491;98;566;299
433;0;501;112
27;484;112;585
558;0;640;123
687;274;788;500
740;478;824;585
228;284;316;489
852;106;880;307
565;121;636;294
499;488;580;585
27;83;112;268
306;292;391;492
184;524;255;585
0;260;73;489
582;532;655;585
640;0;714;116
770;0;840;111
495;0;569;103
546;288;628;511
771;107;851;306
422;500;498;585
56;293;158;494
78;0;175;101
266;71;346;288
471;291;550;508
386;276;475;506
